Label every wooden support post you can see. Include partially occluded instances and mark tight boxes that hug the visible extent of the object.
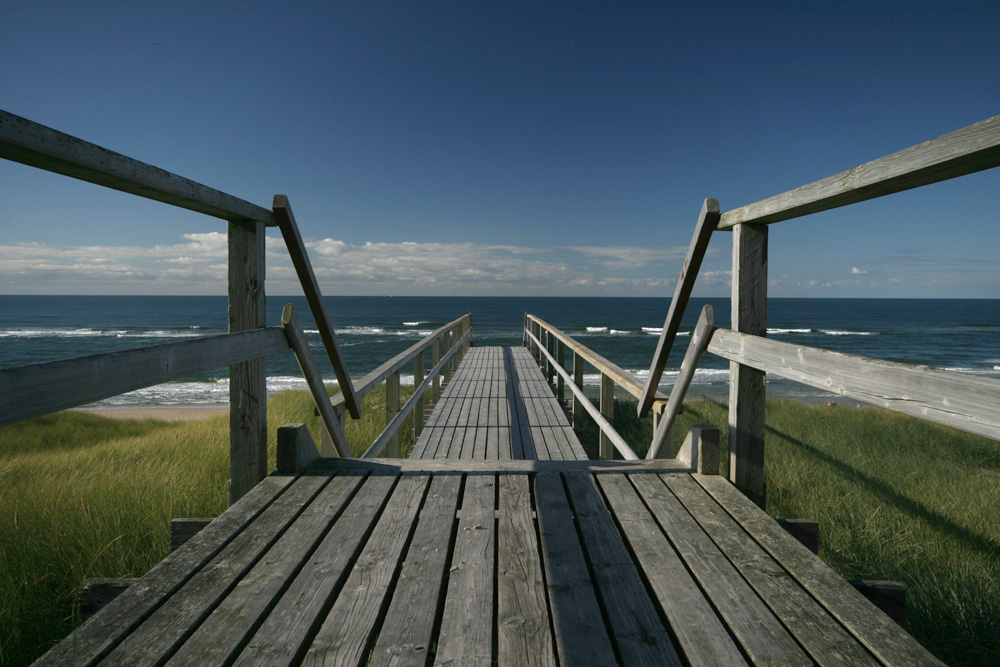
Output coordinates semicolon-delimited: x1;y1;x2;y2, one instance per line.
277;423;320;472
556;340;565;404
444;331;453;383
79;579;136;621
572;352;584;429
169;518;212;552
546;332;556;385
432;338;441;402
729;223;768;508
850;580;906;626
677;425;719;474
228;220;266;505
600;373;615;460
386;370;400;457
777;519;820;554
414;351;425;437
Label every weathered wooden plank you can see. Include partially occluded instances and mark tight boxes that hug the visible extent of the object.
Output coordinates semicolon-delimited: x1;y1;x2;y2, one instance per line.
563;473;683;666
629;474;810;664
596;474;747;667
0;327;287;427
436;474;496;665
303;474;430;666
370;474;462;667
497;474;555;667
104;474;329;664
729;222;768;508
229;219;268;504
165;474;365;666
694;474;946;666
638;198;720;417
273;196;362;419
32;476;290;667
665;474;879;666
709;327;1000;441
719;114;1000;228
534;472;617;666
276;424;320;473
311;457;688;474
0;109;276;224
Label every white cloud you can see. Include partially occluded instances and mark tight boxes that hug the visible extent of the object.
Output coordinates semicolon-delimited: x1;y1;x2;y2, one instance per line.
851;266;867;274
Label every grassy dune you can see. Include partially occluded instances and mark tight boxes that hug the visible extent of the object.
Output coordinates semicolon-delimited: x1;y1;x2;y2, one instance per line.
2;392;997;665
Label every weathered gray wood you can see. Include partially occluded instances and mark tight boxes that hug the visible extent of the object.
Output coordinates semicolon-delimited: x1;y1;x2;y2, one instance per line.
694;474;946;666
0;327;287;427
596;474;747;666
312;456;688;474
639;198;720;417
708;327;1000;441
777;519;820;554
850;580;906;627
276;423;320;472
436;474;496;665
600;373;615;460
534;473;617;666
676;425;720;474
229;219;268;504
729;222;768;508
104;475;327;664
281;304;350;457
414;350;425;437
231;473;396;666
32;476;290;666
719;114;1000;228
556;340;565;404
563;473;683;666
647;305;715;459
303;474;429;666
666;474;880;667
169;519;212;552
0;109;276;225
166;474;365;666
273;196;362;420
496;474;555;667
386;370;401;457
572;351;585;428
78;578;136;621
370;474;462;667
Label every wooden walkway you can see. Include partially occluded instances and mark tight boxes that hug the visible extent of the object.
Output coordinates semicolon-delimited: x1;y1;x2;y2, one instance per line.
410;346;588;460
33;347;944;666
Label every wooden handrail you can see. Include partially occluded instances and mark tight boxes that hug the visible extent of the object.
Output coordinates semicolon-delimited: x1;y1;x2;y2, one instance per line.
524;329;639;460
0;110;275;225
273;195;361;419
707;328;1000;441
638;198;719;417
0;328;290;427
718;114;1000;229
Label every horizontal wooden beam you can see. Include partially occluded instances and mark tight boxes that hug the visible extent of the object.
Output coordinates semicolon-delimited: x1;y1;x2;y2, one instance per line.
0;327;289;426
707;328;1000;441
0;109;275;225
719;114;1000;228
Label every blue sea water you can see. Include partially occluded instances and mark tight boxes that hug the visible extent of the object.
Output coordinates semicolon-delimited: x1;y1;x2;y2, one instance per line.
1;296;998;407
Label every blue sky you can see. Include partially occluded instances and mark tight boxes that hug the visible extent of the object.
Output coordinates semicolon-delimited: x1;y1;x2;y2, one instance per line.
1;1;997;297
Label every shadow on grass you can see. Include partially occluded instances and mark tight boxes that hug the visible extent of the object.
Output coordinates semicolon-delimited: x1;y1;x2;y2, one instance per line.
767;423;1000;560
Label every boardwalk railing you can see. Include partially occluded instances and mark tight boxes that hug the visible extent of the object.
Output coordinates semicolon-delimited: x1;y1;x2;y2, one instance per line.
640;114;1000;507
0;109;470;501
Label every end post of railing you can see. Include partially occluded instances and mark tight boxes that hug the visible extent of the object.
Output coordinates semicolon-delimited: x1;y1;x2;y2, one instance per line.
599;373;615;460
556;340;566;404
386;369;401;457
572;351;585;429
414;349;426;437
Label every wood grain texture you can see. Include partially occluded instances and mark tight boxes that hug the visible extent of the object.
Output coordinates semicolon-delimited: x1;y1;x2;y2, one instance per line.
0;109;275;224
276;424;320;473
709;328;1000;441
0;327;288;427
229;220;268;504
719;114;1000;228
639;198;720;417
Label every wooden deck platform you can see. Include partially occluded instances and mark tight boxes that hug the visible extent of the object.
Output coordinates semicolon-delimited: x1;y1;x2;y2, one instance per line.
410;346;588;460
33;347;943;666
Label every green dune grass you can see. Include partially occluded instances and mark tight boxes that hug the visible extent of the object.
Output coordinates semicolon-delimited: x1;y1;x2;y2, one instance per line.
2;392;997;665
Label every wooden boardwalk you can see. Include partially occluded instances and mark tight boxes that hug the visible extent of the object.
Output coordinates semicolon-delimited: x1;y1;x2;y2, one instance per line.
410;346;588;460
34;347;944;666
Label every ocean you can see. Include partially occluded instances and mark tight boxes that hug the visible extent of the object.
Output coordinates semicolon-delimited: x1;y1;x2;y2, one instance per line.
1;296;998;408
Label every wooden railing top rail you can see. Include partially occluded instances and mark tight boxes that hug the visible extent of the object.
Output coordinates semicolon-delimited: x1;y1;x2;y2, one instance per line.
525;314;670;408
718;114;1000;229
0;110;276;226
330;313;471;412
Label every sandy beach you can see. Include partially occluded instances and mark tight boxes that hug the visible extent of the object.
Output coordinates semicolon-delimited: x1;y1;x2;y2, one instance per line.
73;406;229;422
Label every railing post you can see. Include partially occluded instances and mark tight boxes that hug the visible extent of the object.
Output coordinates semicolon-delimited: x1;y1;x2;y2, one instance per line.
432;337;441;402
556;340;565;404
444;330;453;384
600;373;615;460
546;332;556;385
573;352;585;429
729;223;768;508
414;350;425;437
386;370;400;457
228;220;266;504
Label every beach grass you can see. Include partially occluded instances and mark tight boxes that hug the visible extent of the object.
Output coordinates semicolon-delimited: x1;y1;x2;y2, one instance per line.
2;391;998;665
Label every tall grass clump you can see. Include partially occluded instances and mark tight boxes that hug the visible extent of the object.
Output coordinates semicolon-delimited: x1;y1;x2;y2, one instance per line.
0;386;412;666
580;397;1000;666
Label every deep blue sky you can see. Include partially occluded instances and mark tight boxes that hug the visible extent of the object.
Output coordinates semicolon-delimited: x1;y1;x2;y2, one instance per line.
1;1;997;296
